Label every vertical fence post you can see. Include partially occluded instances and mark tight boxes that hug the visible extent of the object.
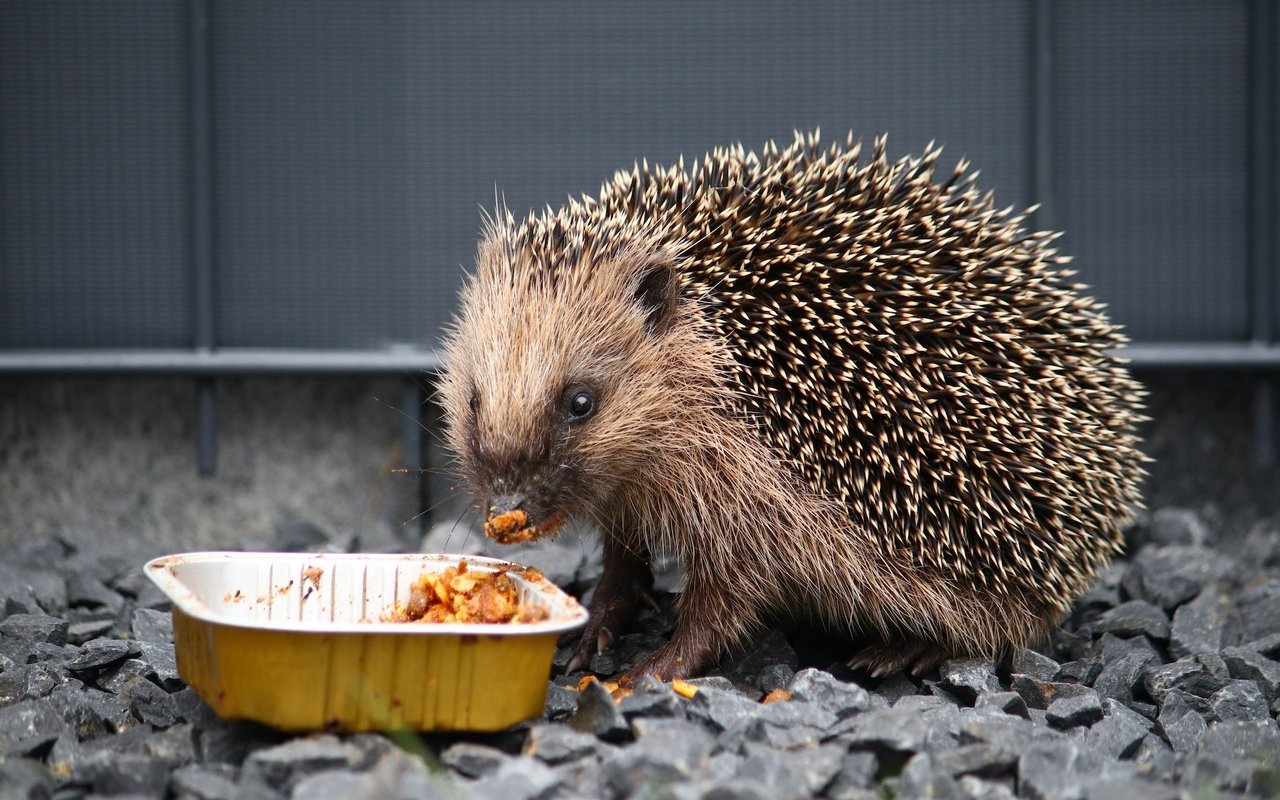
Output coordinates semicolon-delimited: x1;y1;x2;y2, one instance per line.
1030;0;1054;232
1250;0;1276;466
190;0;217;475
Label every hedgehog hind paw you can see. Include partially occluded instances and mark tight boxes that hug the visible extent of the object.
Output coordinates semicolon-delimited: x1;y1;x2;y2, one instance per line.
848;640;949;679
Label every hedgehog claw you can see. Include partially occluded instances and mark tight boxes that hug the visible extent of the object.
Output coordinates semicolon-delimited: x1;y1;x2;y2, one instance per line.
849;640;947;678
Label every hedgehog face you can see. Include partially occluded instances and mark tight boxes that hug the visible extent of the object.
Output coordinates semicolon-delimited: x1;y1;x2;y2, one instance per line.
438;231;692;543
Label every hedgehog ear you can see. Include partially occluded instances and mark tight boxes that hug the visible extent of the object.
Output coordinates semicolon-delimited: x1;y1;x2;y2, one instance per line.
633;260;678;335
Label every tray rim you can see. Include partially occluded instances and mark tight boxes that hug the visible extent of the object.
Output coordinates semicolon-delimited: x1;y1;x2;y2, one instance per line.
145;550;589;637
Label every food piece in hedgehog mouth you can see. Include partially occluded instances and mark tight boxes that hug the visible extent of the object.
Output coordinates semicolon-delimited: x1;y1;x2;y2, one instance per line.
383;560;549;624
483;509;566;544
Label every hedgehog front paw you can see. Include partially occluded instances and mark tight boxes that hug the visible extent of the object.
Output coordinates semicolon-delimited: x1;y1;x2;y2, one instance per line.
848;639;950;679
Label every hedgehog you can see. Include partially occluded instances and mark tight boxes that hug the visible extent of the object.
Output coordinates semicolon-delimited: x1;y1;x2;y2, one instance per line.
437;131;1146;681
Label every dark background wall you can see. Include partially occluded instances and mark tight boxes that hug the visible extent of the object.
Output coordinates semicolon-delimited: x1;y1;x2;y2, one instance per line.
1;1;1277;549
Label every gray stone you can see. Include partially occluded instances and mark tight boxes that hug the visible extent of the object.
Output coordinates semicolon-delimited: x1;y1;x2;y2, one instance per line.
1225;579;1280;646
65;574;125;613
587;649;618;676
1010;675;1093;711
1011;650;1059;682
931;743;1020;777
617;680;683;722
0;662;79;705
239;734;366;792
0;565;68;616
788;667;886;716
1243;631;1280;658
1196;718;1280;762
171;687;219;726
0;614;70;648
442;741;510;778
1170;586;1230;659
1158;707;1207;753
938;658;1002;703
121;675;178;728
959;711;1058;752
0;697;70;750
567;679;628;742
1143;507;1212;547
605;719;712;794
1221;645;1280;704
1084;776;1182;800
899;753;962;800
1141;660;1204;703
130;608;173;643
682;675;760;700
471;756;559;800
757;662;794;693
197;720;285;766
70;751;170;797
1178;753;1262;797
1092;648;1158;702
1094;601;1170;641
956;775;1018;800
1046;690;1104;729
1082;699;1152;760
735;741;845;797
1016;739;1105;800
136;640;181;690
974;692;1029;719
65;618;117;646
823;751;878;797
523;723;601;764
1056;659;1103;686
143;721;197;766
541;682;577;721
98;658;156;695
1120;545;1235;611
874;673;921;705
686;685;761;734
1209;679;1271;722
0;758;55;800
65;637;140;673
77;686;140;734
742;700;830;749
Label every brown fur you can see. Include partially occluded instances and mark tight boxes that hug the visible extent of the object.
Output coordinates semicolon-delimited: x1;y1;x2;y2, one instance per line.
437;131;1146;679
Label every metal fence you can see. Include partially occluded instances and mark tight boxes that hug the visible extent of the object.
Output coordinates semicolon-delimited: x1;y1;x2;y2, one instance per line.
1;1;1276;468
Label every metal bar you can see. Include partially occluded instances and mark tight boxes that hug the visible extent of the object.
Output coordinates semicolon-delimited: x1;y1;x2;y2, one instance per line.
8;344;1280;373
1118;344;1280;369
196;377;217;475
190;0;217;475
1249;0;1277;465
1030;0;1054;231
400;377;424;471
0;348;442;374
1257;377;1276;467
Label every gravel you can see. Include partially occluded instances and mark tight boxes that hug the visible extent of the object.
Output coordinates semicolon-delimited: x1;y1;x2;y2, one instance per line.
3;507;1280;798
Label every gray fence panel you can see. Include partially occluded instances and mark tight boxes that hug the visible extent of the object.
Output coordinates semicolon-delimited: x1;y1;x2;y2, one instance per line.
207;0;1030;350
1052;0;1252;343
0;1;1273;355
0;1;192;349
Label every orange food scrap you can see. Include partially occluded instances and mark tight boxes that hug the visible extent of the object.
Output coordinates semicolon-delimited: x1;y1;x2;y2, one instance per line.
762;688;792;704
383;560;548;624
671;679;698;699
575;674;600;691
483;509;568;544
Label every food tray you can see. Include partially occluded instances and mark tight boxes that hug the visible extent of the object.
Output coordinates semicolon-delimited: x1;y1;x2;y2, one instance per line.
145;552;588;732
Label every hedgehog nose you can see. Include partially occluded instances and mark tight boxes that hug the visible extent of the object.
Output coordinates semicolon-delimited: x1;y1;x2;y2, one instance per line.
490;492;526;517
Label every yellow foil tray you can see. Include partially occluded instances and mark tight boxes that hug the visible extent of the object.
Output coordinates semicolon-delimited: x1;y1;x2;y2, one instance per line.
145;552;588;732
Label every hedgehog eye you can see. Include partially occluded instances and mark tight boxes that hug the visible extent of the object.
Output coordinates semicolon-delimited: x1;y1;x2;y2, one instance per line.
468;392;480;415
566;390;595;422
